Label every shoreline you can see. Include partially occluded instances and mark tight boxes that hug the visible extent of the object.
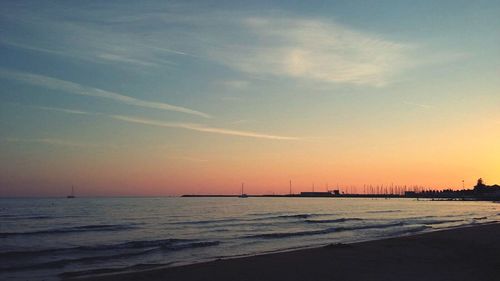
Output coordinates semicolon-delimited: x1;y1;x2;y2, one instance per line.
69;222;500;281
181;195;500;201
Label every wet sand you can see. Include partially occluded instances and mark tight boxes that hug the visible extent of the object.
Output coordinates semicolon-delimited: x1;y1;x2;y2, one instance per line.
73;223;500;281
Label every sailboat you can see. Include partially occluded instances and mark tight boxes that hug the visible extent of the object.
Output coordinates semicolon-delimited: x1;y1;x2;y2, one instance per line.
67;186;75;198
239;183;248;198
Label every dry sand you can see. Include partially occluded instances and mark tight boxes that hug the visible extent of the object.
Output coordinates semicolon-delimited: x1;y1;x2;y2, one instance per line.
71;223;500;281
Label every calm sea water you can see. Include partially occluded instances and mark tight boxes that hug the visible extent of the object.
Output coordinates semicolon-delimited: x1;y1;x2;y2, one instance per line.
1;197;499;280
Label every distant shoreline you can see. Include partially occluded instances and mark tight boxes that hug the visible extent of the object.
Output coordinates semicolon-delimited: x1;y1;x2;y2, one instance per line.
70;222;500;281
181;194;500;201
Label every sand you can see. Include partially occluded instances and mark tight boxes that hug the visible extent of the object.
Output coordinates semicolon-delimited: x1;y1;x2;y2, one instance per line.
71;223;500;281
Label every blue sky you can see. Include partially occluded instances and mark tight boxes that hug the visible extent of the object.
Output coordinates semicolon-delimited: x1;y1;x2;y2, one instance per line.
1;1;499;196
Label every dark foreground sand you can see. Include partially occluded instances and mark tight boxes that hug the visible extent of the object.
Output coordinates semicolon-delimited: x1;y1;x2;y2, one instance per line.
73;223;500;281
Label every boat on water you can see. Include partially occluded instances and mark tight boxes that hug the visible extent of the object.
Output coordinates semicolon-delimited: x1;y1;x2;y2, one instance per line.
67;186;75;198
239;183;248;198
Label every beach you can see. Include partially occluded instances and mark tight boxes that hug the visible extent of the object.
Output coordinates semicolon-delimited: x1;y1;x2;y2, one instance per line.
73;222;500;281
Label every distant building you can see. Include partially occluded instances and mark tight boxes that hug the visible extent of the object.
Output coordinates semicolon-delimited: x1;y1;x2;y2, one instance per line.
300;191;334;197
405;191;417;197
473;178;500;194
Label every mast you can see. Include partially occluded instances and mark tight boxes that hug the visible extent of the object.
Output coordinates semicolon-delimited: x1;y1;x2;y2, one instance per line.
289;180;292;196
67;185;75;198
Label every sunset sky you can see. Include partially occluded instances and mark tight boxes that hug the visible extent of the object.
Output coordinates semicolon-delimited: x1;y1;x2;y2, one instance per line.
1;1;499;196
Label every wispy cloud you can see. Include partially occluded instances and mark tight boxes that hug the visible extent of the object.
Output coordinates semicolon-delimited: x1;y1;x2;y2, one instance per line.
216;80;250;90
29;105;92;115
0;69;211;118
23;104;298;140
404;101;433;109
229;119;250;125
0;4;467;87
0;38;167;68
0;39;70;57
2;137;117;148
96;53;158;67
0;8;190;68
206;17;414;87
4;102;92;115
110;115;299;140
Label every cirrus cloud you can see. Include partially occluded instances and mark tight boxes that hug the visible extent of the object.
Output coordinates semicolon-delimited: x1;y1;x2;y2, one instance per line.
0;69;211;118
207;17;413;87
20;104;298;141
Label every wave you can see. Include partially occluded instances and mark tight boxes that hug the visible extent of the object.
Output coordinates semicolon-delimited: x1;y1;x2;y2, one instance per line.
85;239;220;252
255;213;336;221
246;222;405;239
164;240;220;251
366;210;401;214
94;239;220;252
0;224;136;238
246;229;332;239
305;218;363;224
387;225;431;237
408;219;464;225
336;222;405;231
275;214;313;219
25;215;52;220
0;214;16;218
168;213;335;227
1;239;220;271
0;214;52;220
1;249;156;271
116;238;193;249
187;214;319;223
170;218;238;225
1;248;67;258
1;238;220;259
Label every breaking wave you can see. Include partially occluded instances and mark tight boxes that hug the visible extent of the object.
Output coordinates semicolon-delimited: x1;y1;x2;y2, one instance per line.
0;224;137;238
246;222;406;239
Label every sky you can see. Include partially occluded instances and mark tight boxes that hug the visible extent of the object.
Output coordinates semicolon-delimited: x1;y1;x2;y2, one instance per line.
0;0;499;196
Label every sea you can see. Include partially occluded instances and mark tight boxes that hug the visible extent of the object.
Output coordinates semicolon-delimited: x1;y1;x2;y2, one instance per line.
1;197;499;280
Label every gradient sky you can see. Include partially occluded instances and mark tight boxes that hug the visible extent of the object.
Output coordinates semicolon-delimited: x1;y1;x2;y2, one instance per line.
1;0;499;196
